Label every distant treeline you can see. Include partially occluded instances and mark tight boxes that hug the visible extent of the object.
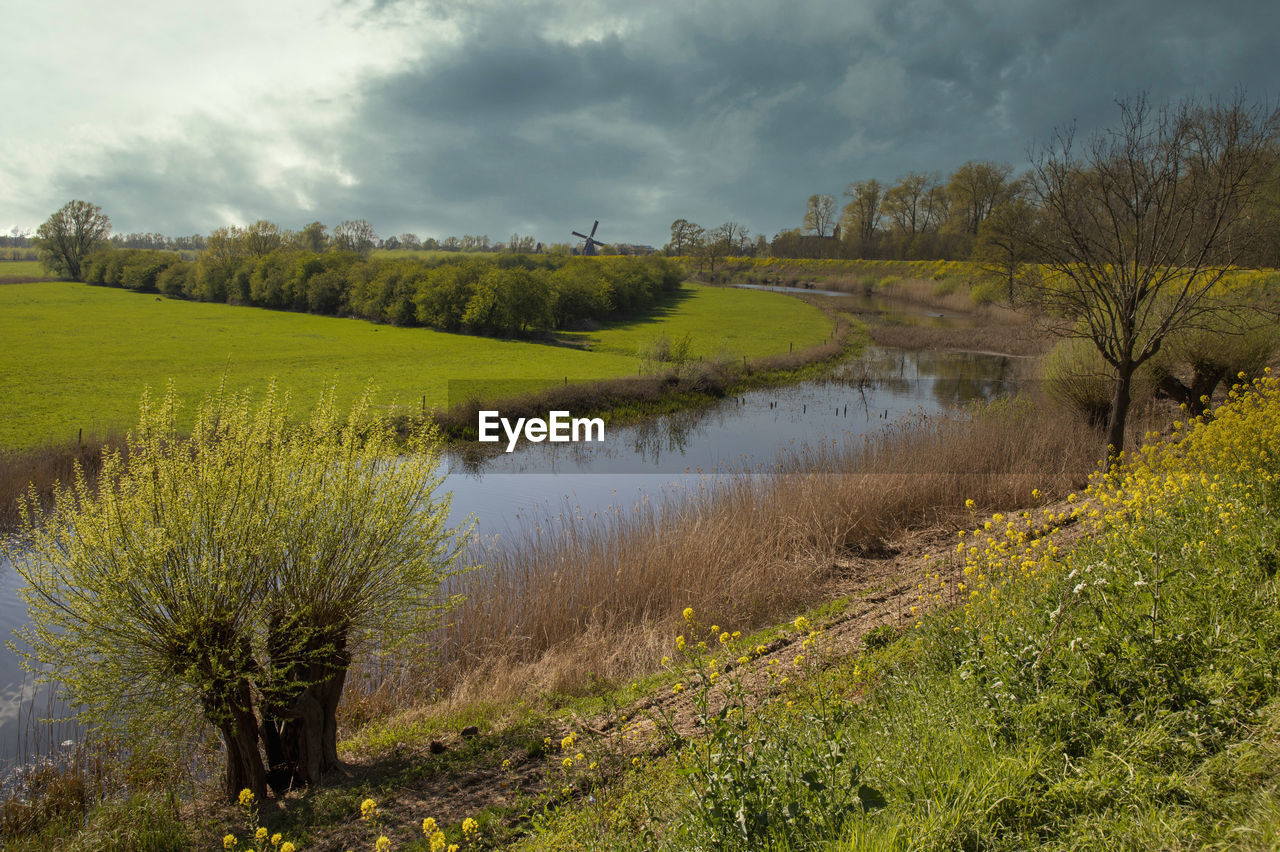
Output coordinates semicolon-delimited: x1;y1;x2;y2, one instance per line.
81;248;683;336
669;156;1280;268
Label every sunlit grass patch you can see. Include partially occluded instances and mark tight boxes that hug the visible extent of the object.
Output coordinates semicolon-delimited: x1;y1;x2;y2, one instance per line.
0;282;830;449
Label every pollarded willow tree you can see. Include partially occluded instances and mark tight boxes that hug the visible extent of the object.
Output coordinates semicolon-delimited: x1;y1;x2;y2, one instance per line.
1016;94;1280;461
7;385;470;801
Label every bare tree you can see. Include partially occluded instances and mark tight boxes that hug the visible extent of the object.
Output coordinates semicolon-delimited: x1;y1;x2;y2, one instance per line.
879;174;936;236
239;220;284;257
947;161;1015;234
1018;94;1280;460
333;219;377;255
717;221;751;255
802;194;837;237
841;179;882;248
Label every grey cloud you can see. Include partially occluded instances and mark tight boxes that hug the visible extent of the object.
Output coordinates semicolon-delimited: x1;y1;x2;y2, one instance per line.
32;0;1280;246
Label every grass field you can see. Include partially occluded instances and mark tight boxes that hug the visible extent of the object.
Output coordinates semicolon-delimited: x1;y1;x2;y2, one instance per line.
0;261;53;283
0;282;831;449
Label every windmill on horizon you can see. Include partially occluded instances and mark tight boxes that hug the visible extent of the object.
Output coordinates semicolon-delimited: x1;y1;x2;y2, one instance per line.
572;220;605;256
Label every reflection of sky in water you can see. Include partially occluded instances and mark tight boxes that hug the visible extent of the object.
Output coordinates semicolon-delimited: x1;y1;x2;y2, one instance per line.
0;346;1023;764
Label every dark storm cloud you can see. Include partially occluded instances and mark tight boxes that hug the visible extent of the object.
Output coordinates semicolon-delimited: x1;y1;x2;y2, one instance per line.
38;0;1280;246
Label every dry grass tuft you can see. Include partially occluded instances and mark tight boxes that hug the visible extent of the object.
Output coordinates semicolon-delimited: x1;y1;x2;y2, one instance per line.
865;323;1050;357
0;437;119;531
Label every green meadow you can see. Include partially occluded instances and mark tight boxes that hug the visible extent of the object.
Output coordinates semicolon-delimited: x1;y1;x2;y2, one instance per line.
0;260;54;283
0;281;830;449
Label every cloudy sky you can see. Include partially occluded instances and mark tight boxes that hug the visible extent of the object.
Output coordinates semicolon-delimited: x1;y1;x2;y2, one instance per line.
3;0;1277;247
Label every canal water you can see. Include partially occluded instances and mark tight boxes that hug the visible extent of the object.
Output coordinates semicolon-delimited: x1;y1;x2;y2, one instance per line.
0;313;1027;764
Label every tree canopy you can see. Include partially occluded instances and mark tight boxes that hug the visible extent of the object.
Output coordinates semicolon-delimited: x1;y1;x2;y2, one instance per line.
35;200;111;280
7;385;470;800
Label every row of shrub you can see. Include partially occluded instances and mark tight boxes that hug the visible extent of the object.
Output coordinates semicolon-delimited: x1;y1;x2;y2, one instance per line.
81;249;684;336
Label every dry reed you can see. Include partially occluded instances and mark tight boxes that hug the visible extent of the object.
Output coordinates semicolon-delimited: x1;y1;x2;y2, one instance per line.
0;438;118;532
343;391;1107;726
865;323;1049;357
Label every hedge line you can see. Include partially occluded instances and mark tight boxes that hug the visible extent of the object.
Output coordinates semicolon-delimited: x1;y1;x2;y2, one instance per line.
82;249;685;336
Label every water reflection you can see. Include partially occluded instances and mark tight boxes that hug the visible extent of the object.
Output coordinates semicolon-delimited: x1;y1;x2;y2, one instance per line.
0;346;1024;764
445;348;1023;477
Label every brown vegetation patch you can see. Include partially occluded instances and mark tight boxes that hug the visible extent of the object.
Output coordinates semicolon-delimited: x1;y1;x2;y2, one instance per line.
0;438;118;531
866;322;1050;357
346;392;1103;730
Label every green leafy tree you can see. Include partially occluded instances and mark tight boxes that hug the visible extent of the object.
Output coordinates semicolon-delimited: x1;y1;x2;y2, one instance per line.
972;195;1037;299
666;219;703;255
35;200;111;280
7;385;469;801
462;266;550;335
294;221;329;252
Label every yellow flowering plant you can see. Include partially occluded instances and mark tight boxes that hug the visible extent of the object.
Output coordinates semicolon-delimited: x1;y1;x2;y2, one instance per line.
645;611;878;848
219;787;298;852
6;384;472;802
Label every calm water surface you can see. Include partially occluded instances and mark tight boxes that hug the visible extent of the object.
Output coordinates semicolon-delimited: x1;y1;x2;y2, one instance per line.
0;336;1025;764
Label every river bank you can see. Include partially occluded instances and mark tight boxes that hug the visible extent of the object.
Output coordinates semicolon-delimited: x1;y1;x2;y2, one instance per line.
1;287;1083;846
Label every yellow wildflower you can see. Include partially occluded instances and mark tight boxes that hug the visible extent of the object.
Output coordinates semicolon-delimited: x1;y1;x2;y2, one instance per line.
223;836;238;850
423;817;438;835
237;788;255;807
376;837;391;852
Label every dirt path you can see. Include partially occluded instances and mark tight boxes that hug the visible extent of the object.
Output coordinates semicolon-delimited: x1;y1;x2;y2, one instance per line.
286;509;1084;851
